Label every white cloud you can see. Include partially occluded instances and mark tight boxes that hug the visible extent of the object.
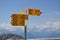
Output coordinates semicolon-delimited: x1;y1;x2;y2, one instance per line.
53;22;60;27
4;27;16;32
27;21;60;33
0;21;60;33
0;23;24;32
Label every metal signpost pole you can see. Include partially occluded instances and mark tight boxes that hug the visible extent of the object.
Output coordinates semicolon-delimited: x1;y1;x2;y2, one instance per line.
24;26;27;40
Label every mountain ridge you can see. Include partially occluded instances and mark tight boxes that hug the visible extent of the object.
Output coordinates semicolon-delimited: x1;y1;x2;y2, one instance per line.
0;33;24;40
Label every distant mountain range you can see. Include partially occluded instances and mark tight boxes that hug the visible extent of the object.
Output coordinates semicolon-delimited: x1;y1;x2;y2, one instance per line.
0;33;24;40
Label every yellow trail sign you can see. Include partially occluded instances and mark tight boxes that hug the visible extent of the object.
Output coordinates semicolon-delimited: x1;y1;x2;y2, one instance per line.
11;14;28;26
28;8;42;16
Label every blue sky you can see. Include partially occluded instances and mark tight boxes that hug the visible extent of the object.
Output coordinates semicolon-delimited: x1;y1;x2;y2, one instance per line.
0;0;60;39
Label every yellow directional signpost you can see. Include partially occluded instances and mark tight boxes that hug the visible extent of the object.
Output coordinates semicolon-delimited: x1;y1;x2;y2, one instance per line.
11;14;28;26
20;10;25;14
11;14;18;26
10;8;42;40
28;8;42;16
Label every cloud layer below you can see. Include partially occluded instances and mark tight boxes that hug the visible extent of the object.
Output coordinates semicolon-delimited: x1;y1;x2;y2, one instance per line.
27;21;60;33
0;21;60;33
0;21;60;38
